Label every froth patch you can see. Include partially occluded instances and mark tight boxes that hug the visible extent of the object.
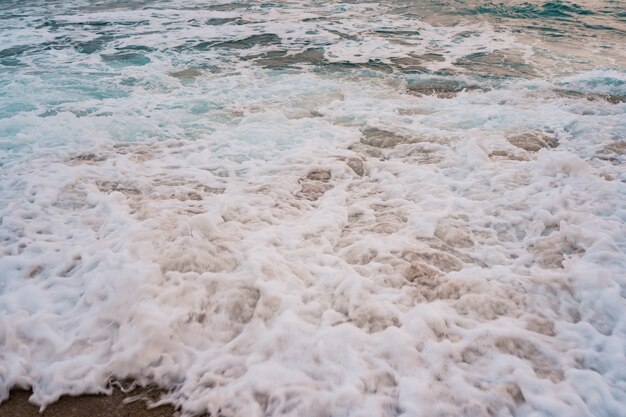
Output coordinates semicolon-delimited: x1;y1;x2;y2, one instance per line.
0;21;625;416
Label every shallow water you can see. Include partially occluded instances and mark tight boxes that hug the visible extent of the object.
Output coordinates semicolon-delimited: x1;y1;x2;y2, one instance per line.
1;1;625;416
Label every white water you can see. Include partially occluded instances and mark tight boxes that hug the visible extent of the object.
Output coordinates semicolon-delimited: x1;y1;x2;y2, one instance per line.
1;1;625;416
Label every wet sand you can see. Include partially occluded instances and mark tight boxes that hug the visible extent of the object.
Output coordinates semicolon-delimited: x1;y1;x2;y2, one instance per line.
0;389;177;417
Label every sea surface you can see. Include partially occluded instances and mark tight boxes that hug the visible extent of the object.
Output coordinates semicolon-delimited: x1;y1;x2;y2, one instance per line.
1;1;625;416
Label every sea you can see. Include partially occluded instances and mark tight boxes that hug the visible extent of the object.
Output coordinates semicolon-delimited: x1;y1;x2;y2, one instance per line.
0;1;625;416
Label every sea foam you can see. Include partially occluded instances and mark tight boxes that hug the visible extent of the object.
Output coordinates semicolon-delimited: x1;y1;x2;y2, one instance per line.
1;1;625;416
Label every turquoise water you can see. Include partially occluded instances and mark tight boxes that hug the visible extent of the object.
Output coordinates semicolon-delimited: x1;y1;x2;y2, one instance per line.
0;1;623;163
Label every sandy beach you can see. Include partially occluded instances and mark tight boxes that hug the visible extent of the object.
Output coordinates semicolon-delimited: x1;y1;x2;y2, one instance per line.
0;389;176;417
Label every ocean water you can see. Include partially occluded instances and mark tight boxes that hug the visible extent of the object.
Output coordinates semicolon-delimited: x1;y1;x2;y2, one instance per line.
0;1;625;416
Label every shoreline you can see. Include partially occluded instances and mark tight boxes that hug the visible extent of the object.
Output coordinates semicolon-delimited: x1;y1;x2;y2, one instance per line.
0;388;177;417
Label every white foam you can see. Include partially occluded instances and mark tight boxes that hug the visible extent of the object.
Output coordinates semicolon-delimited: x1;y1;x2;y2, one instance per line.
1;2;625;417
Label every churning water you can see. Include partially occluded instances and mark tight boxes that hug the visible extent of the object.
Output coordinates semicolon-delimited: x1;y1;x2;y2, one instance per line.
1;1;625;416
